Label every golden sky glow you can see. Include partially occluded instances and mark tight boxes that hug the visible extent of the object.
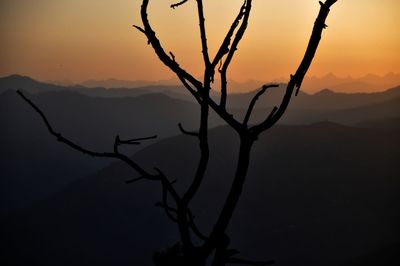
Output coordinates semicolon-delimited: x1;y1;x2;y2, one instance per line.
0;0;399;83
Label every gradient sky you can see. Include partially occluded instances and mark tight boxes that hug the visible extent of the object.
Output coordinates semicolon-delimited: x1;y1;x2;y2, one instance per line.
0;0;399;83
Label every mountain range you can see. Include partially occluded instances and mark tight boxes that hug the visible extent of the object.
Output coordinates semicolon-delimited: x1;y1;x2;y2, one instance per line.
2;74;400;110
1;74;399;265
1;75;400;214
46;72;400;93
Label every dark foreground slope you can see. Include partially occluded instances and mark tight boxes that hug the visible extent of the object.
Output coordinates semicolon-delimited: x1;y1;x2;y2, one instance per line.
2;122;399;266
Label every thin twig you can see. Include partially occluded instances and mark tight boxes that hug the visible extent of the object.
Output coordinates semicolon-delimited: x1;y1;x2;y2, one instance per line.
178;123;199;137
157;183;179;223
243;84;279;126
125;176;146;184
117;135;157;145
187;209;208;240
171;0;189;9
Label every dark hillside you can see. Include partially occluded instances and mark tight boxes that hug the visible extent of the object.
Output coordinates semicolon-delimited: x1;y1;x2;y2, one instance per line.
2;122;398;266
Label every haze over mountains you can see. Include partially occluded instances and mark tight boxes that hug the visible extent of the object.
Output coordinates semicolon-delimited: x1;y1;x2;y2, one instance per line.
1;74;399;265
1;74;400;213
47;72;400;93
2;74;400;109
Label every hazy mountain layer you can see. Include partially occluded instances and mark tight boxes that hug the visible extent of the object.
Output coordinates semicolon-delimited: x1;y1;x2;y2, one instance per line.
1;85;399;214
2;75;400;110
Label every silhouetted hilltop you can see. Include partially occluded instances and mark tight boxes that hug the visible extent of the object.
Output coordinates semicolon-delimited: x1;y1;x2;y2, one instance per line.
0;74;66;93
0;74;188;99
2;122;399;266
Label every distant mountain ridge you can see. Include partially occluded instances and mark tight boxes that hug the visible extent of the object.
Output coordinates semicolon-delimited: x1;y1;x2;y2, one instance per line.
81;77;179;88
0;74;188;99
228;84;400;110
77;72;400;93
1;74;400;111
76;72;400;93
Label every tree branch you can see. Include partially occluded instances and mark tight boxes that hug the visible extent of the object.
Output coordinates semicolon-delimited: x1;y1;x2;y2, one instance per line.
154;168;180;203
211;1;247;68
293;0;337;95
139;0;203;91
170;0;189;9
204;137;254;255
116;135;157;146
187;209;208;240
125;176;147;184
219;0;252;108
243;84;279;126
17;90;184;214
251;0;337;135
178;123;199;137
181;92;210;207
196;0;211;68
177;75;202;103
139;0;244;133
133;25;146;34
156;176;179;223
17;90;155;179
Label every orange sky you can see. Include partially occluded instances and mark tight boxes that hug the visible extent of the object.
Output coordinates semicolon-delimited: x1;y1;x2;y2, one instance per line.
0;0;399;83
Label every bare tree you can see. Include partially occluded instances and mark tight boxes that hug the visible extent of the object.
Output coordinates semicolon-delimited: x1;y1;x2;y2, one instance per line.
18;0;338;265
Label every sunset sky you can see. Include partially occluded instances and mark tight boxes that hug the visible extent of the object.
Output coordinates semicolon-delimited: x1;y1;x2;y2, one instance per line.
0;0;399;83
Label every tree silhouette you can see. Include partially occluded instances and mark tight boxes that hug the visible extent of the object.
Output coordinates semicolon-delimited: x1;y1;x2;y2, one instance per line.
18;0;338;265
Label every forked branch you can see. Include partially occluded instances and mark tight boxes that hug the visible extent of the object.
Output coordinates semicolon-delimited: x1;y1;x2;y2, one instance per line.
219;0;252;108
137;0;244;133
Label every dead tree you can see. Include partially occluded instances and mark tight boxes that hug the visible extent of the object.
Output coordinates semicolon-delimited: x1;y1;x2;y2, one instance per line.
18;0;337;265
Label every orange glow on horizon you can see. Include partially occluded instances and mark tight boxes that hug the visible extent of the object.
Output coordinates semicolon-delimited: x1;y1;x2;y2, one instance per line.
0;0;399;88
